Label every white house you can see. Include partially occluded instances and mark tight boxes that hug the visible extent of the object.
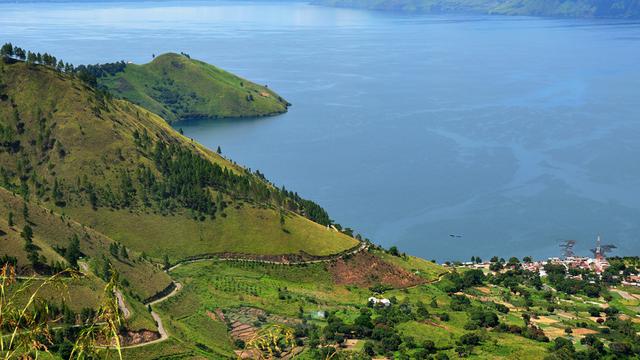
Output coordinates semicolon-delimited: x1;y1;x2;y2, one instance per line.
368;297;391;307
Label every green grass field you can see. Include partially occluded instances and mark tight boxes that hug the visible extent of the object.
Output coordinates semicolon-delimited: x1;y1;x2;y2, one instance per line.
64;204;358;262
99;53;289;122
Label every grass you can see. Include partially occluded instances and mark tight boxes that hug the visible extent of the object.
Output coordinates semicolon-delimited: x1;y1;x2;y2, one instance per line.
151;260;372;357
373;249;448;282
473;332;549;359
0;189;173;301
65;204;358;262
99;53;289;122
121;338;202;359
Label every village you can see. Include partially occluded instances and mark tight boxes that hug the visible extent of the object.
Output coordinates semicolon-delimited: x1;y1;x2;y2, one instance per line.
456;236;640;286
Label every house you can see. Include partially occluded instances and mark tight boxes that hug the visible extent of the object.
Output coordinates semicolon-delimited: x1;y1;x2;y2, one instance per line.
368;297;391;307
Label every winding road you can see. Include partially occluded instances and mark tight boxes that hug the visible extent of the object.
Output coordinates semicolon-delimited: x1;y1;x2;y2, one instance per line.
114;241;379;350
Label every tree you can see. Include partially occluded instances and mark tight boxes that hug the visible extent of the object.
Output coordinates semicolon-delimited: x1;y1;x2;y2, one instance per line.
14;47;25;60
609;342;632;356
120;245;128;259
388;246;400;257
64;234;82;269
587;307;600;317
0;43;13;59
462;269;485;288
507;257;520;266
52;178;65;206
163;254;170;270
7;211;14;227
362;341;375;356
217;146;222;154
26;51;36;64
21;225;33;245
458;333;480;346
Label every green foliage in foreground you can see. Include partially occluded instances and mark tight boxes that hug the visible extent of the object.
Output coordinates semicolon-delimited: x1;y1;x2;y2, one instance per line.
99;53;289;122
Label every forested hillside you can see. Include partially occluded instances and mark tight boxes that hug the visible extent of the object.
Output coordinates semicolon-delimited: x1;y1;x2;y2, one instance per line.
0;46;357;266
313;0;640;18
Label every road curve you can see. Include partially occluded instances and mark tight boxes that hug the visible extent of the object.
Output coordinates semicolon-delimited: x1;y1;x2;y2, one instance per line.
118;242;368;350
117;282;182;350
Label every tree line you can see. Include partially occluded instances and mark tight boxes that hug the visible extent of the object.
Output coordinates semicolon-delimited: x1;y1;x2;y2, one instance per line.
1;42;127;87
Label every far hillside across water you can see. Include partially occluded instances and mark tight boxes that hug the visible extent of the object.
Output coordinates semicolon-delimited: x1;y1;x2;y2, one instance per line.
313;0;640;18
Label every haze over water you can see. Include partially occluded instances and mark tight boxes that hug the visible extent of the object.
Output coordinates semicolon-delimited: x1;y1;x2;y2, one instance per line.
2;1;639;261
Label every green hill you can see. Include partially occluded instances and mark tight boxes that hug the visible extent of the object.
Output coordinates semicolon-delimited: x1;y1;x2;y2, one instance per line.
313;0;640;18
97;53;289;122
0;57;357;264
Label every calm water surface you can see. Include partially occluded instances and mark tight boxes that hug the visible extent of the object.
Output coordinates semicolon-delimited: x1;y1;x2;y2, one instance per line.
2;1;640;260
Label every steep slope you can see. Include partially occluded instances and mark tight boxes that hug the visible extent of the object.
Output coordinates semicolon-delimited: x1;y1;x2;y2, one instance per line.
0;188;172;302
97;53;289;122
313;0;640;18
0;58;357;265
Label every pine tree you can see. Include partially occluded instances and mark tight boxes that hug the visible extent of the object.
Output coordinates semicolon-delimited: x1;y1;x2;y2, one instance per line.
21;224;33;245
279;209;285;227
163;254;170;271
64;234;82;269
0;43;13;58
120;245;128;259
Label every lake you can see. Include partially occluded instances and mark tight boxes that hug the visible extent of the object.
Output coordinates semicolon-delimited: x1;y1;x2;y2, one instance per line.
2;1;639;261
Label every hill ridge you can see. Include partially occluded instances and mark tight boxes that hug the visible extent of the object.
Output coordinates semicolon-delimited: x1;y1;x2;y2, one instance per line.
98;52;290;122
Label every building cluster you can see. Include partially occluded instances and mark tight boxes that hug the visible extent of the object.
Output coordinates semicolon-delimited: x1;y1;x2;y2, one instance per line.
459;236;637;281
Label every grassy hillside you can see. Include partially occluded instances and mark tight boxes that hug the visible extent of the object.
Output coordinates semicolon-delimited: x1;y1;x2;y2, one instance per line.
313;0;640;18
0;53;358;357
0;188;172;301
0;58;357;263
98;53;289;122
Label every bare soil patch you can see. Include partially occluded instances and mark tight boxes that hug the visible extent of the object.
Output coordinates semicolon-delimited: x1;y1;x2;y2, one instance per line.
328;252;424;288
532;316;558;325
543;326;567;339
557;311;577;320
573;328;598;336
119;330;161;346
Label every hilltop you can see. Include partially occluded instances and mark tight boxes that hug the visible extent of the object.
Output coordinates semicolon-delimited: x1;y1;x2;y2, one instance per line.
313;0;640;18
97;53;289;122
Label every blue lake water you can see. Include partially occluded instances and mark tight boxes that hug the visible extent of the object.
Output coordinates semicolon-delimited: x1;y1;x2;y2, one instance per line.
2;1;639;261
